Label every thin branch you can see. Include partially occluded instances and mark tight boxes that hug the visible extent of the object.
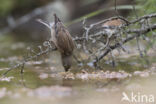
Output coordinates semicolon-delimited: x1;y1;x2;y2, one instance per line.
2;47;56;76
96;24;156;62
2;13;156;76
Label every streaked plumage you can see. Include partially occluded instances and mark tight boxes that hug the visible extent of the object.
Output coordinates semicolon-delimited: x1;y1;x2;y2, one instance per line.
51;14;75;71
103;19;125;27
102;18;126;37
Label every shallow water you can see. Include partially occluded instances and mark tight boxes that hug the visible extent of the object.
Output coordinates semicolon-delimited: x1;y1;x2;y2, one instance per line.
0;70;156;104
0;39;156;104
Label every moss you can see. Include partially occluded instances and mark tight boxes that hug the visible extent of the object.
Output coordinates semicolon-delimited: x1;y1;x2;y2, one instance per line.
0;0;14;16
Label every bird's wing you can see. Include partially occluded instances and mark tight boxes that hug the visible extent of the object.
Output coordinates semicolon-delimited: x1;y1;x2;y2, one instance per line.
56;25;74;55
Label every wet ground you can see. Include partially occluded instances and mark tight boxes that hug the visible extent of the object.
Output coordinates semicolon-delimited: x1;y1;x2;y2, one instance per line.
0;36;156;104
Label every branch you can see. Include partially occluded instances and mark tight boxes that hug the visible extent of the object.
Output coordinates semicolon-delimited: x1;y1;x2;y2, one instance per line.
2;47;56;76
2;13;156;76
97;24;156;62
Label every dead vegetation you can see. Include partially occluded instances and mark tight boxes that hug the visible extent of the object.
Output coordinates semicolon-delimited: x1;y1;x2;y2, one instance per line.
1;12;156;76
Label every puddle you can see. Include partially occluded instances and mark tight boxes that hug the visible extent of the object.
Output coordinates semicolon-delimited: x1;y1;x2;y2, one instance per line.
0;38;156;104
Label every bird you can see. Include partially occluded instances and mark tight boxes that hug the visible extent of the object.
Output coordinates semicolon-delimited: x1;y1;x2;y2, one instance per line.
102;18;126;35
50;14;75;72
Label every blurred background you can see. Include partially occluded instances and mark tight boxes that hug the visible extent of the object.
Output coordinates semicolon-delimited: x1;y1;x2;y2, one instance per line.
0;0;155;43
0;0;156;104
0;0;137;43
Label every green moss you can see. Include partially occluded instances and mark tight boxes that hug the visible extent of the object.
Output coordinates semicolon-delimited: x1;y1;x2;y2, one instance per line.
137;0;156;14
0;0;14;16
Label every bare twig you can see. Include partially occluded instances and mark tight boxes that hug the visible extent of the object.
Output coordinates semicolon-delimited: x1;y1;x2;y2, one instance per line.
2;47;56;76
2;13;156;76
96;24;156;62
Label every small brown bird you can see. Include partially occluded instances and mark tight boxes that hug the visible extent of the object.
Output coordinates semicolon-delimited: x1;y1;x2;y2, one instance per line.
50;14;75;71
103;19;125;27
102;18;126;35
